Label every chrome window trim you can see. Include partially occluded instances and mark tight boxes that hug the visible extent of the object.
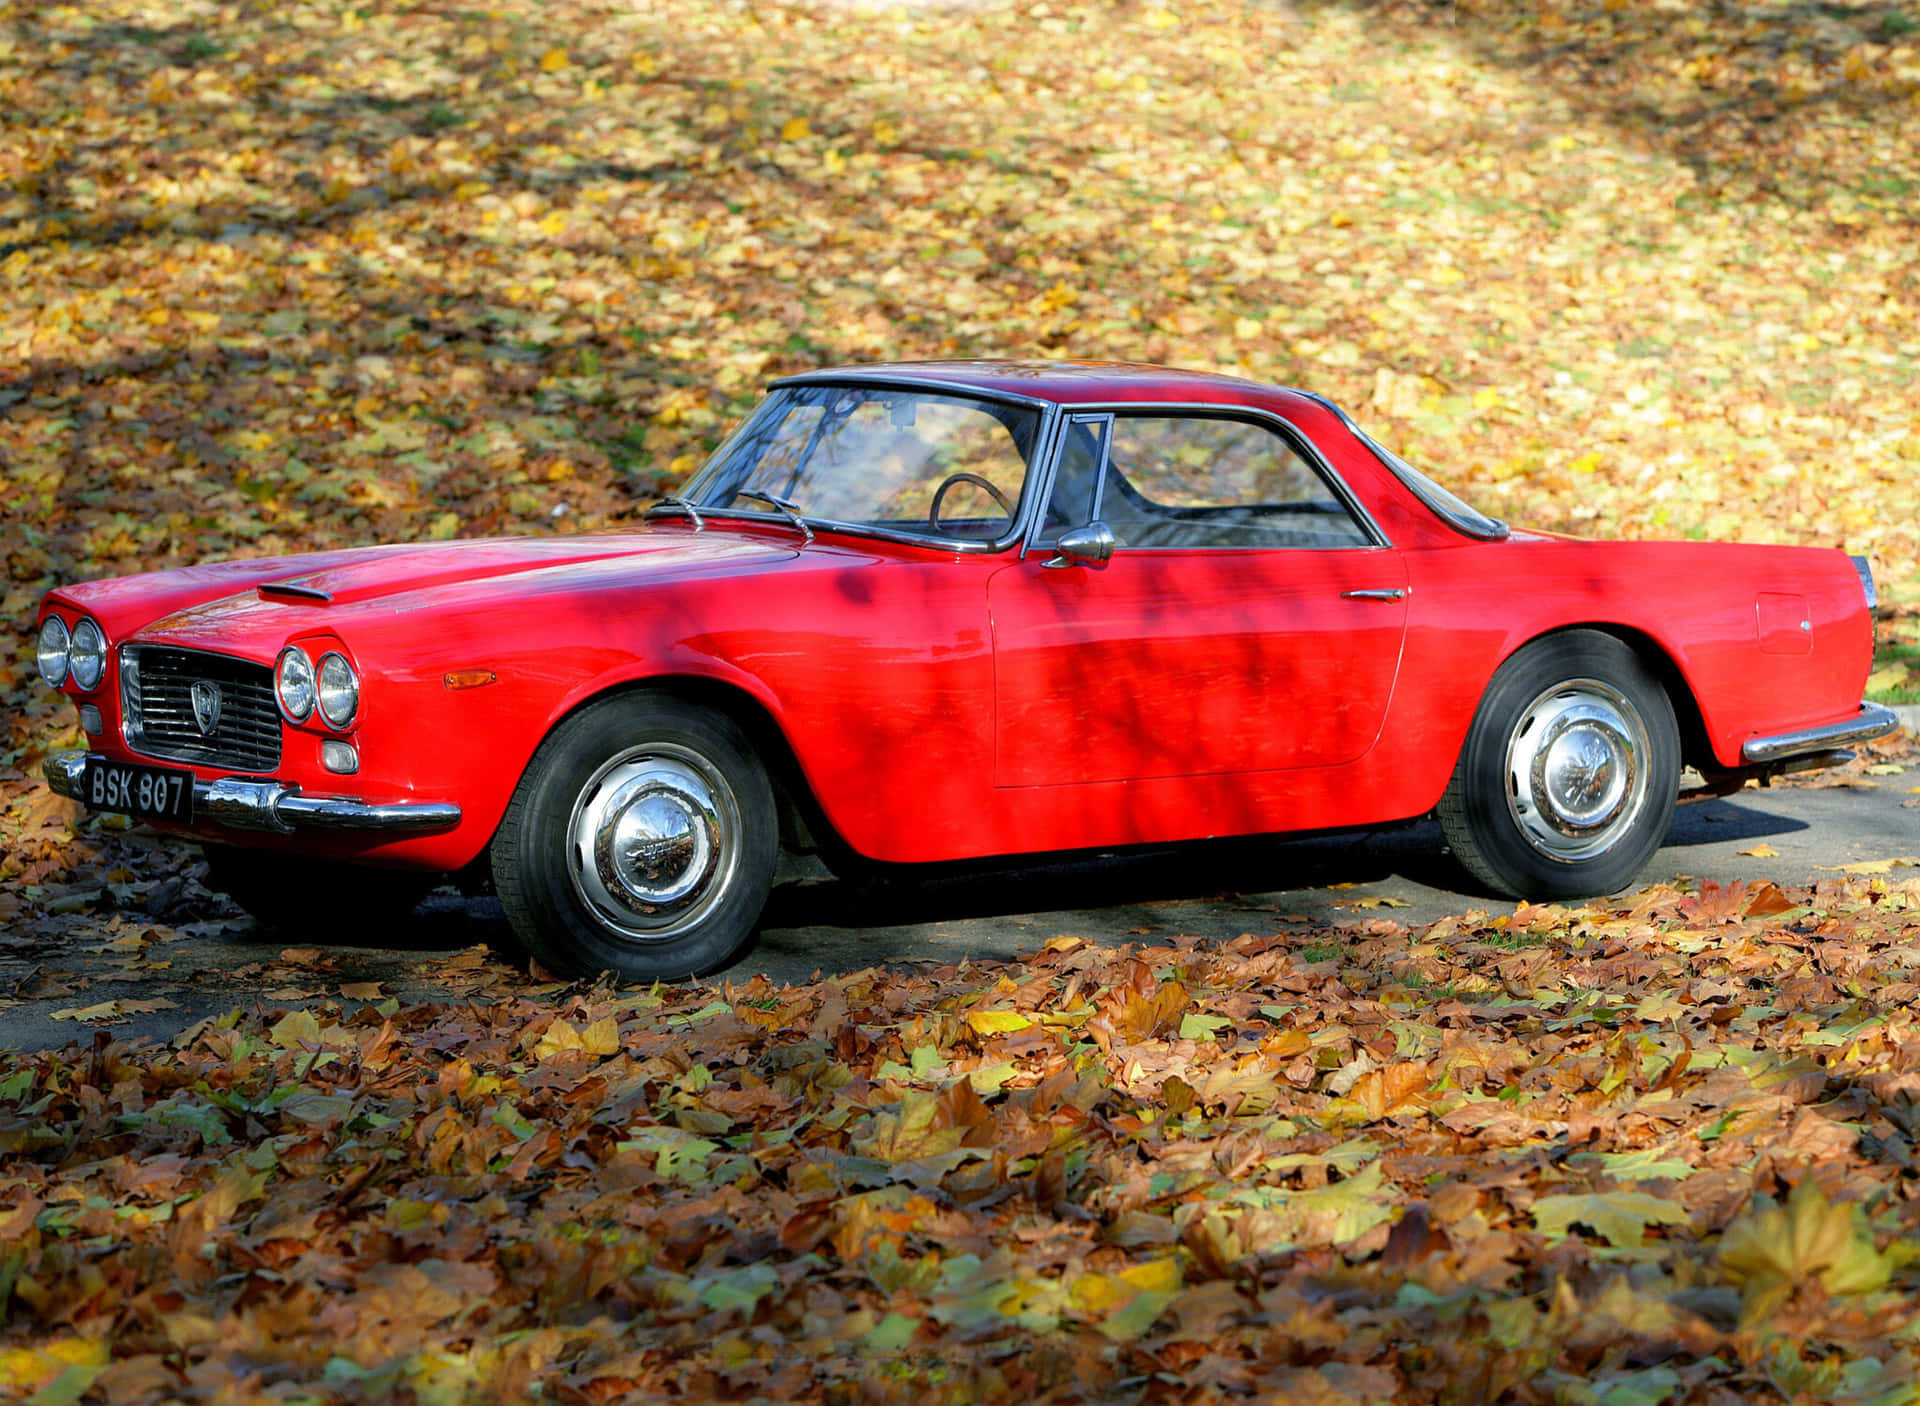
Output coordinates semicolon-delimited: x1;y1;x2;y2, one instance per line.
1851;555;1878;613
769;369;1058;413
1018;400;1393;556
679;377;1062;556
1299;390;1510;542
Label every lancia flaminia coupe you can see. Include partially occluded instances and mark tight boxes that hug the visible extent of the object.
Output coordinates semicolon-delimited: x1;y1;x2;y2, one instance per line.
35;362;1896;979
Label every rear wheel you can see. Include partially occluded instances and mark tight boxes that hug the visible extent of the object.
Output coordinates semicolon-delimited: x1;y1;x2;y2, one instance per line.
491;694;777;981
200;846;437;937
1438;631;1680;899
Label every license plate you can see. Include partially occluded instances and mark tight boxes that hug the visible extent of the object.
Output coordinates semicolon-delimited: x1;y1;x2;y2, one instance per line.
81;757;195;823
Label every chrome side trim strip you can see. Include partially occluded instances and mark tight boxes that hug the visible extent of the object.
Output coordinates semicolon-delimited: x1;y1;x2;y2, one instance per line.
1741;703;1900;766
44;751;461;835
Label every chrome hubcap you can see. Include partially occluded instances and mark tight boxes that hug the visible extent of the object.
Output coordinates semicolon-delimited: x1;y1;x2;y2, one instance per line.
567;746;739;942
1505;681;1649;862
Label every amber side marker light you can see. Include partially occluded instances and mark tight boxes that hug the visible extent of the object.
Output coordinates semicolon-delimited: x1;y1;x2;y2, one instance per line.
444;670;498;690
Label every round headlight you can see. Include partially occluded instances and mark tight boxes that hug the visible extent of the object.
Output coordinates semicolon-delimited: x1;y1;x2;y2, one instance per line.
316;652;359;728
68;617;106;691
276;648;316;721
36;616;70;688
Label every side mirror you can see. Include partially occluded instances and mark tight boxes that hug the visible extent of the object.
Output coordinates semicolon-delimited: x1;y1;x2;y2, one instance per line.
1043;521;1117;570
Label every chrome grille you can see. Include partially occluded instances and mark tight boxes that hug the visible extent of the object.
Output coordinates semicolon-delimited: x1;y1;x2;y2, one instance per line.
122;646;281;772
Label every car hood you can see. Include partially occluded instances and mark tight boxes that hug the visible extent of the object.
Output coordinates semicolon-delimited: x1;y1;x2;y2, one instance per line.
245;532;788;607
63;528;797;655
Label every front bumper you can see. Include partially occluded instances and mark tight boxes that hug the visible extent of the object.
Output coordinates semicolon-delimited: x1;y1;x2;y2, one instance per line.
1741;702;1902;766
43;750;462;835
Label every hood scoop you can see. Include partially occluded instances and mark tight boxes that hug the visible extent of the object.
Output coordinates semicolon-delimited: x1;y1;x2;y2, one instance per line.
259;578;334;604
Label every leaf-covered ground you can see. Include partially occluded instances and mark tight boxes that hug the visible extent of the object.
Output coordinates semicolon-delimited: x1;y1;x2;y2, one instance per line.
7;874;1920;1402
7;0;1920;1399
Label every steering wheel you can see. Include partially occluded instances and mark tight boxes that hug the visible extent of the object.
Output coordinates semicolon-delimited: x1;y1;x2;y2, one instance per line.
929;472;1015;533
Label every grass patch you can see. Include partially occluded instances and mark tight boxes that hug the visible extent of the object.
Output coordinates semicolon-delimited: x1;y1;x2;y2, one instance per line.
1869;617;1919;706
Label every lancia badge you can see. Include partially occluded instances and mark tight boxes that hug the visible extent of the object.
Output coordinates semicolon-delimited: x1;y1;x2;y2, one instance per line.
190;680;223;735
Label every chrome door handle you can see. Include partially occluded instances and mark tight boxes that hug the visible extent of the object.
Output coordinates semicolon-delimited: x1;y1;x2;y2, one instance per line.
1342;588;1406;601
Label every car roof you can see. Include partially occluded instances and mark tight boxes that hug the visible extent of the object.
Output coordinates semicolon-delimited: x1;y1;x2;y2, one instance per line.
773;360;1329;414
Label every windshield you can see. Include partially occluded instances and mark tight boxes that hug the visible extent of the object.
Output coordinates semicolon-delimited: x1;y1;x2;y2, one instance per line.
680;385;1044;545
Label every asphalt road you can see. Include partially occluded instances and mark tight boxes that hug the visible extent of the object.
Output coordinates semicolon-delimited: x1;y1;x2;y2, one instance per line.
2;765;1913;1054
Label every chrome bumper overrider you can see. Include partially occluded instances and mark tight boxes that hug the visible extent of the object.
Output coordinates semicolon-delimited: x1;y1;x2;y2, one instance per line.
1741;702;1902;767
43;751;461;835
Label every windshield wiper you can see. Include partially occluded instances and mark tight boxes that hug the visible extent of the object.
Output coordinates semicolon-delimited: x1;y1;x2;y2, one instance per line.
643;494;704;531
733;489;815;546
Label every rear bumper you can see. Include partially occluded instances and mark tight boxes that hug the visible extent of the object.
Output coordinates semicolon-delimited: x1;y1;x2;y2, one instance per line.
43;750;462;835
1741;702;1901;766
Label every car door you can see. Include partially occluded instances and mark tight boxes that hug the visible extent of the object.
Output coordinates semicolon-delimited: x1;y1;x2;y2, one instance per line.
987;410;1409;789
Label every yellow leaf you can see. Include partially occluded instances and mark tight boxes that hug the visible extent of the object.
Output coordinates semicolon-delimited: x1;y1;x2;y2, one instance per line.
1821;857;1919;875
1720;1179;1892;1316
581;1017;621;1056
1737;844;1779;858
967;1009;1033;1035
540;47;570;72
1118;1257;1185;1295
1070;1272;1132;1315
269;1009;323;1049
535;1019;586;1060
1142;8;1177;30
49;1000;122;1022
0;1336;108;1391
781;117;812;142
1532;1190;1688;1248
1634;990;1687;1022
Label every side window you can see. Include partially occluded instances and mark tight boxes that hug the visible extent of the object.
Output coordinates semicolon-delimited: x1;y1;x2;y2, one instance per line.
1097;416;1374;549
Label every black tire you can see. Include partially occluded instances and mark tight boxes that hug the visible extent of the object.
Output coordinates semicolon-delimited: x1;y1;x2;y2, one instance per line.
201;845;438;937
490;693;777;981
1438;630;1680;900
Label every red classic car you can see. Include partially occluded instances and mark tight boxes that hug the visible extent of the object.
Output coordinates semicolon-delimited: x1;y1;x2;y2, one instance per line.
34;362;1895;979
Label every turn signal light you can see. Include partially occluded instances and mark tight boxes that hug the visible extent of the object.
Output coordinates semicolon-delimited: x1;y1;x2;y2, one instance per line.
443;670;498;691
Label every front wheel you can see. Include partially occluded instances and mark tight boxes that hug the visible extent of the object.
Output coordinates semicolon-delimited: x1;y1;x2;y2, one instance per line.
491;694;777;981
1438;631;1680;900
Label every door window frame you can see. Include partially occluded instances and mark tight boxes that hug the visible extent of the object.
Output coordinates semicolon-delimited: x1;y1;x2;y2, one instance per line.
1020;402;1394;557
